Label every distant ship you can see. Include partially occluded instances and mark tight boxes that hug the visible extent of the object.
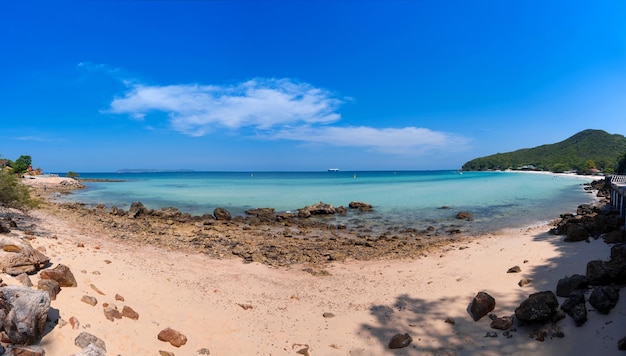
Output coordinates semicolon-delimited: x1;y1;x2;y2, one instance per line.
328;168;339;172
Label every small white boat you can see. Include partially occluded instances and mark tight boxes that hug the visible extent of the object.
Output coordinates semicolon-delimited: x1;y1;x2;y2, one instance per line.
328;168;339;172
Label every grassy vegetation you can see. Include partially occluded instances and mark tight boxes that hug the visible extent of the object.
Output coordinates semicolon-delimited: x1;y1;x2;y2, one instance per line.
0;171;38;210
462;129;626;173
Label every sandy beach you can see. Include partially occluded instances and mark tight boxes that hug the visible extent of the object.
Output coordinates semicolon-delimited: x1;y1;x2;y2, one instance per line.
2;176;625;355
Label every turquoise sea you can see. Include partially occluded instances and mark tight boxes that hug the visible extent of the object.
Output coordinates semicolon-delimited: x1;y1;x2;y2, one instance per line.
55;171;596;234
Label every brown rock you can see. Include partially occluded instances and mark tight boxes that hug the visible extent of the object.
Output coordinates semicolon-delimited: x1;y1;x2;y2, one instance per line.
39;264;77;287
388;333;412;349
469;291;496;321
122;305;139;320
115;293;125;301
158;327;188;347
518;278;532;287
0;286;50;345
0;236;50;276
507;266;521;273
69;316;80;330
103;303;122;321
81;295;98;306
159;351;175;356
15;273;33;287
37;278;61;300
75;331;107;351
490;315;514;330
90;283;106;295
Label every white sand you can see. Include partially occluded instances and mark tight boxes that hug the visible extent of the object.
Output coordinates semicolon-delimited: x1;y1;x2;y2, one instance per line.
4;207;623;356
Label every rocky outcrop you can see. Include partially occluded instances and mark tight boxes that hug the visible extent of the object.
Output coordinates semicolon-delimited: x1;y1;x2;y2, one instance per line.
298;202;337;218
0;236;50;276
0;286;50;345
349;202;373;212
560;291;587;326
213;207;232;221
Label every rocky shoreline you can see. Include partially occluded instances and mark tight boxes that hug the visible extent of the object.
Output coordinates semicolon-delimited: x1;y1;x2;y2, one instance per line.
0;176;625;354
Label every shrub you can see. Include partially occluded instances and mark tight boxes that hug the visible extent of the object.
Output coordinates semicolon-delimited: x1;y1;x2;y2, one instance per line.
0;171;36;210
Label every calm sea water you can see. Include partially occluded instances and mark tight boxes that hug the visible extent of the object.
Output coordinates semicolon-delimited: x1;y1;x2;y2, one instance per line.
55;171;596;234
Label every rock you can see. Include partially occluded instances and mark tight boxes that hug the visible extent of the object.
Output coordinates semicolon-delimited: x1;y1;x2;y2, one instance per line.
37;278;61;300
74;331;107;351
245;208;276;222
69;316;80;329
158;351;175;356
127;201;148;218
490;315;513;330
444;317;455;325
518;278;531;287
556;274;589;297
589;285;620;314
0;223;10;234
388;333;412;349
587;260;612;285
619;336;626;350
298;202;336;218
0;286;50;345
122;305;139;320
469;291;495;321
158;327;188;347
15;273;33;287
213;207;232;221
455;211;473;221
103;303;122;321
0;236;50;276
81;295;98;306
74;343;106;356
4;345;46;355
197;348;211;355
560;291;587;326
322;312;335;318
515;291;559;323
507;266;521;273
39;263;77;287
604;230;625;244
485;331;498;338
349;201;373;212
564;224;589;242
115;294;125;301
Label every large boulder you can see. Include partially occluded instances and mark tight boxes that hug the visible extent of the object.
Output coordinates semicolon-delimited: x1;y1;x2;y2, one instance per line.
556;274;589;297
515;291;559;324
245;208;276;222
0;236;50;276
39;263;77;287
0;286;51;345
587;260;612;286
589;285;620;314
564;224;589;242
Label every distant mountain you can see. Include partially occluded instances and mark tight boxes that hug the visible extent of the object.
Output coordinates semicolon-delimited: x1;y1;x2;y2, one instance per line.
461;129;626;173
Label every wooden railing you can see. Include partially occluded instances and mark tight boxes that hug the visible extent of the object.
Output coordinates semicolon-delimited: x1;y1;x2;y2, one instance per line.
610;175;626;184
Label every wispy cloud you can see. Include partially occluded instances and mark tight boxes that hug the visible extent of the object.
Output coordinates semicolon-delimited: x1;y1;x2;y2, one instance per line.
107;77;468;154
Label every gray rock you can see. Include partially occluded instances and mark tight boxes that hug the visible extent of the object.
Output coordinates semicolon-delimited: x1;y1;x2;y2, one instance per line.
5;345;46;355
556;274;589;297
74;331;107;351
128;201;148;218
587;260;612;285
515;291;559;323
73;343;107;356
0;286;50;345
560;291;587;326
589;285;620;314
213;207;232;221
564;224;589;242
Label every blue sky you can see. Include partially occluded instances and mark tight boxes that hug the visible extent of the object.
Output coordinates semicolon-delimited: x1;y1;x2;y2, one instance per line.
1;1;626;172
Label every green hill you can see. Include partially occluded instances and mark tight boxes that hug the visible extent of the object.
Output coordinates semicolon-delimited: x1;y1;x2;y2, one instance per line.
461;129;626;173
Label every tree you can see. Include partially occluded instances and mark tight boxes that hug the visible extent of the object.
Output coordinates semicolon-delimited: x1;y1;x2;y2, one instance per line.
11;155;32;174
0;170;36;209
617;152;626;174
66;171;80;179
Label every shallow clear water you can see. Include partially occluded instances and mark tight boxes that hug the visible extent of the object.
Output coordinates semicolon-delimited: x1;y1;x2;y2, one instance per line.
56;171;595;234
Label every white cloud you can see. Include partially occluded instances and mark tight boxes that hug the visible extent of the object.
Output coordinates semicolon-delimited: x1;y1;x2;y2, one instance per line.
269;126;468;154
108;78;342;136
107;77;468;154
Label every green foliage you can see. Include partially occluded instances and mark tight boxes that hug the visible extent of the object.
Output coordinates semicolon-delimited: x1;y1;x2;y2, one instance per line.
66;171;80;179
11;155;32;174
0;171;36;210
617;152;626;174
462;129;626;172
